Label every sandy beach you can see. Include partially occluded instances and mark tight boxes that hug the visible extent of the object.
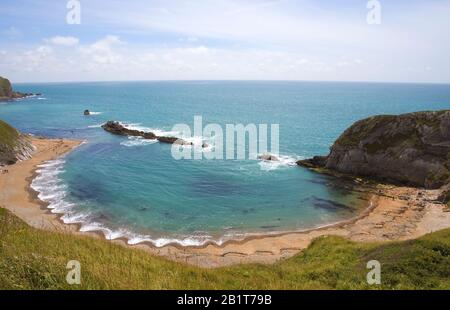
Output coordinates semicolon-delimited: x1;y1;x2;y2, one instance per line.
1;137;450;268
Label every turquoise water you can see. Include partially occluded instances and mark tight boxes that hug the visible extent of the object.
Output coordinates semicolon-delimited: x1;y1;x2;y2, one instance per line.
1;81;450;246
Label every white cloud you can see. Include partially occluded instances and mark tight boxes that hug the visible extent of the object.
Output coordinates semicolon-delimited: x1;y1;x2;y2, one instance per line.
1;1;450;83
80;35;123;65
179;36;199;43
46;36;79;46
184;46;210;55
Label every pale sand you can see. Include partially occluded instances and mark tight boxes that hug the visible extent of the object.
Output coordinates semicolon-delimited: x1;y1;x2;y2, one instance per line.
1;137;450;268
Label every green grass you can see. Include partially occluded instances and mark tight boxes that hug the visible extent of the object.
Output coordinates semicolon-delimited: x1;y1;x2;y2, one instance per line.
0;207;449;290
0;119;20;148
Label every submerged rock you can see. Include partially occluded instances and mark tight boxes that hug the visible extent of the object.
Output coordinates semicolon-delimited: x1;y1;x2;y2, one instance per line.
297;110;450;189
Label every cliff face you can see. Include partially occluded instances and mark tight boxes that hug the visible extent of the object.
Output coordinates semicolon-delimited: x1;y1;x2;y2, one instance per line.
298;111;450;189
0;120;35;165
0;76;13;99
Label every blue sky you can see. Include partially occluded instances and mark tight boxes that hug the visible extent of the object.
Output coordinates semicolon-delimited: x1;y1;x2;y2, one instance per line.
1;0;450;83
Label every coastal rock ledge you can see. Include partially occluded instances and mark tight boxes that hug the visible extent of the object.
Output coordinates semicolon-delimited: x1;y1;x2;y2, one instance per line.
297;110;450;189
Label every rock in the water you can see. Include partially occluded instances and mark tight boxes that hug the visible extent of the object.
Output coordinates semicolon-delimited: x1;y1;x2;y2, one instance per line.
258;153;279;161
84;110;91;116
102;121;157;140
101;120;202;146
297;110;450;189
157;136;193;145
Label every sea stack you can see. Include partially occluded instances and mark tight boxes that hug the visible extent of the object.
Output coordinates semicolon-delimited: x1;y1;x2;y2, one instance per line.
297;110;450;189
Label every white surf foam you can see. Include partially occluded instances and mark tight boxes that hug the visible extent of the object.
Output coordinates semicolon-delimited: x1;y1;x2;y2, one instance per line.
30;152;283;248
31;159;77;218
119;122;179;137
258;154;299;171
89;111;102;115
120;136;158;147
31;158;232;247
118;122;212;149
88;124;102;128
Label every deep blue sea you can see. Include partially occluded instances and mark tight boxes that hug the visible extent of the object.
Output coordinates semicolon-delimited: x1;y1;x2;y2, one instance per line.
1;81;450;246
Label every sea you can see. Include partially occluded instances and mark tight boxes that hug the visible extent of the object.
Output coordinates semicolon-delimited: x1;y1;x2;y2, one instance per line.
1;81;450;246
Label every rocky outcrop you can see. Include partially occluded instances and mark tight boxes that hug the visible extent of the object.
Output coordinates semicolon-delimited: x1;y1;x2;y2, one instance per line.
298;111;450;189
0;120;35;165
258;154;279;161
156;136;193;145
0;76;36;101
102;121;193;145
84;110;91;116
102;121;157;139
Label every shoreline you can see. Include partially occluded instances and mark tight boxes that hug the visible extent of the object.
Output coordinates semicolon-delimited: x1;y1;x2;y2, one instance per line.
1;137;450;268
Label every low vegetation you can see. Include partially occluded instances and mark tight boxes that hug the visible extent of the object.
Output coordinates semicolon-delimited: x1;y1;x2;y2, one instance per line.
0;208;449;290
0;120;20;149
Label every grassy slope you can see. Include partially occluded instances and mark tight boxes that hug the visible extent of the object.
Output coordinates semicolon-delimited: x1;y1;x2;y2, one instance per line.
0;208;449;290
0;120;19;148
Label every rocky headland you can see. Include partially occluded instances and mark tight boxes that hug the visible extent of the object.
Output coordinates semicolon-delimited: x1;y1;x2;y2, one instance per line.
0;76;38;101
298;110;450;190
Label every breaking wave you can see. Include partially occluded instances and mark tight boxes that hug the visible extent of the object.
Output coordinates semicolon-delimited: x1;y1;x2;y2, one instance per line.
30;158;243;247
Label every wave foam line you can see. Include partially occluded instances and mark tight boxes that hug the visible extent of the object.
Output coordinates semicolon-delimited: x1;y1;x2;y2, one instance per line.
30;158;238;247
258;154;300;171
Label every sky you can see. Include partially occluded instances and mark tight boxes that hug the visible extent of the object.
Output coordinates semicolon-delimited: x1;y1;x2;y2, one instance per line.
1;0;450;83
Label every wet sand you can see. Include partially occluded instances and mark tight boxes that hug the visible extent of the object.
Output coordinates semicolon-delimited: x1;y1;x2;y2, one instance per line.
1;137;449;268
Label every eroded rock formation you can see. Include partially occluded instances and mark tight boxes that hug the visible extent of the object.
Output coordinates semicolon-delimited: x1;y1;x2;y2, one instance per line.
298;111;450;189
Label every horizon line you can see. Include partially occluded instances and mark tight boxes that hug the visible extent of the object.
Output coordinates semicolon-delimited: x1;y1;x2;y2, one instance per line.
13;79;450;86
